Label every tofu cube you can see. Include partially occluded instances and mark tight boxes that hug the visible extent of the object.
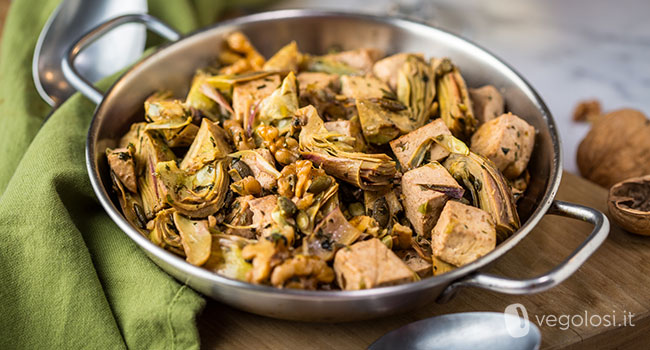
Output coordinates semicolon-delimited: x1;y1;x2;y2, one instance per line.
389;119;452;171
431;201;496;267
469;85;504;125
297;72;340;93
372;53;424;90
334;238;414;290
340;75;390;100
401;163;463;237
325;48;383;73
470;113;535;179
232;75;281;122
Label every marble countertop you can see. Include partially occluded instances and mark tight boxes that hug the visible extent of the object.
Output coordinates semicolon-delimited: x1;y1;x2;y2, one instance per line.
270;0;650;173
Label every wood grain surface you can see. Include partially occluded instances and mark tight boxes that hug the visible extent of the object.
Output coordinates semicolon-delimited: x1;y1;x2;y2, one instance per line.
198;172;649;349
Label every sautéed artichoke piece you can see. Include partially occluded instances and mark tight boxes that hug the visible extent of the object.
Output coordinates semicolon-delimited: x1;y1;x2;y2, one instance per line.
435;58;477;140
298;105;396;191
396;55;436;130
108;31;536;291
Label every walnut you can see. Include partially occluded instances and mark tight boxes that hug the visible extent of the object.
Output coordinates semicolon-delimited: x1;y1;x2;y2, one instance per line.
608;175;650;236
577;109;650;188
270;255;334;289
241;239;288;283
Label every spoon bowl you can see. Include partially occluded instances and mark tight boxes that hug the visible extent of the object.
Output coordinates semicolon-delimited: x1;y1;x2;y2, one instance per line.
369;312;541;350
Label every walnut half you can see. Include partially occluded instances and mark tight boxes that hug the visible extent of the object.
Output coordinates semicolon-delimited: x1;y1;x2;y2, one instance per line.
608;175;650;235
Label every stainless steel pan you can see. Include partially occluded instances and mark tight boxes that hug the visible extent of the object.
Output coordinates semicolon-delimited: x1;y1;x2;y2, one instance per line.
63;10;609;321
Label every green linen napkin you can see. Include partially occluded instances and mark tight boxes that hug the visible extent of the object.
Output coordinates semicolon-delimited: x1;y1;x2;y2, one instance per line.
0;0;269;349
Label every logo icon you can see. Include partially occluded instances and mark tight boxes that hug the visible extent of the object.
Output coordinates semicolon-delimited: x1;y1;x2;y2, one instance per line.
504;303;530;338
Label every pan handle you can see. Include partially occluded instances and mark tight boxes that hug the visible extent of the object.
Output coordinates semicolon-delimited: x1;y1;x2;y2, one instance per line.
61;14;181;105
437;200;609;303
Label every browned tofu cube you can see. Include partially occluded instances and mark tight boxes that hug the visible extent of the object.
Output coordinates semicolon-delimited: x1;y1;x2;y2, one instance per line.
470;113;535;179
334;238;414;290
340;75;390;100
396;249;432;278
372;53;424;90
297;72;340;93
325;48;383;73
240;148;278;190
389;119;452;171
324;119;365;151
469;85;505;125
431;201;496;267
232;75;281;122
107;148;137;193
401;163;463;237
249;195;278;237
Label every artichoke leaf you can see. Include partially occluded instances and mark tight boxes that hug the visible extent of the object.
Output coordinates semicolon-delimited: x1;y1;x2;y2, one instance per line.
436;60;477;140
407;133;470;169
172;211;212;266
396;55;436;129
356;98;413;145
298;106;396;191
255;72;299;135
109;171;148;233
134;131;176;219
149;208;185;256
304;206;362;261
204;234;254;281
180;119;232;173
443;152;520;241
156;159;230;218
263;41;302;72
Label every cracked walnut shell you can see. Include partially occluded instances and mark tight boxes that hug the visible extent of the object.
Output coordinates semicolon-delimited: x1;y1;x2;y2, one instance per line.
608;175;650;236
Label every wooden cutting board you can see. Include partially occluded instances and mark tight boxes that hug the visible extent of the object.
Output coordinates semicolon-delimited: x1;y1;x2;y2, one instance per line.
198;171;650;349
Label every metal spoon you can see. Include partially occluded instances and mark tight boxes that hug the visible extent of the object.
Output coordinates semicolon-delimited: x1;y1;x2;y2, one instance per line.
369;312;541;350
32;0;147;107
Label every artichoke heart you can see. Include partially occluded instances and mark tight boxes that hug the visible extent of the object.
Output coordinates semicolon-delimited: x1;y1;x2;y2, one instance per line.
356;98;413;145
263;41;302;72
298;105;396;191
304;206;362;261
144;93;199;148
156;159;230;218
134;131;176;219
110;171;147;233
255;71;299;135
180;119;232;173
204;234;254;281
436;59;477;140
443;152;520;241
172;211;212;266
396;55;436;129
149;208;185;256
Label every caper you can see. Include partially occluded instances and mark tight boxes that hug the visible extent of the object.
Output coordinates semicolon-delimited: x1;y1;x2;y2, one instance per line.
372;197;390;228
231;158;253;179
348;202;365;217
308;175;332;194
296;210;310;231
278;196;297;217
